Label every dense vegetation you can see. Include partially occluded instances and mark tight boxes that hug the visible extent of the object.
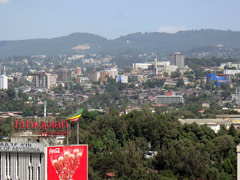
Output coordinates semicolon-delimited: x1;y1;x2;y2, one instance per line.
65;109;238;180
0;106;238;179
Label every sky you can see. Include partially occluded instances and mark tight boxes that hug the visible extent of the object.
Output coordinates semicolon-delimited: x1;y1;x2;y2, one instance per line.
0;0;240;40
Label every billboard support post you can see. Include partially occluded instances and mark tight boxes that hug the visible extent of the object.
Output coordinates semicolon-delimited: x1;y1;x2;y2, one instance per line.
77;121;79;144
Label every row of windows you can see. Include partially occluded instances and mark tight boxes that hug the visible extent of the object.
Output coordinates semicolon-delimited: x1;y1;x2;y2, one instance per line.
0;153;42;180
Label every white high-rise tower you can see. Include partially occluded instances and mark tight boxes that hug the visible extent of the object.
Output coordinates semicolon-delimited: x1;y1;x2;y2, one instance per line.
154;56;158;75
0;75;8;89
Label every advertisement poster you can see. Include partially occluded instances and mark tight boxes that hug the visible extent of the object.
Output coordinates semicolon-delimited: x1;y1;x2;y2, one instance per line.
47;145;88;180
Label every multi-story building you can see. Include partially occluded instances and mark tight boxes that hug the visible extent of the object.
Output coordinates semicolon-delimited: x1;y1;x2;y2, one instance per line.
0;142;45;180
0;75;8;90
105;68;118;79
170;52;185;69
56;69;72;82
155;95;184;104
76;77;89;84
132;63;152;70
116;75;128;83
236;88;240;105
207;73;230;87
99;71;109;83
88;71;100;82
32;72;48;89
46;73;57;90
32;72;57;89
75;67;82;75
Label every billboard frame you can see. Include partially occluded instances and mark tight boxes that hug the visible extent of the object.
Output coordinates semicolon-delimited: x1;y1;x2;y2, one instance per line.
45;144;88;180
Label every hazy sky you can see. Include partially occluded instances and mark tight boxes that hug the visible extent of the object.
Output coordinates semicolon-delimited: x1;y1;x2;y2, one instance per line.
0;0;239;40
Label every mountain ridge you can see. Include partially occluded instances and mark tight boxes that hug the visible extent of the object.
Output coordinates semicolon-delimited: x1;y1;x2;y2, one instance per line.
1;29;240;57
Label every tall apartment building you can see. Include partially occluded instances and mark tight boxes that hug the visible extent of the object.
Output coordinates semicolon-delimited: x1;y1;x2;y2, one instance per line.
88;71;100;82
56;69;72;82
32;72;56;89
75;67;82;75
46;73;57;89
32;72;48;89
154;56;158;75
170;52;185;69
99;71;109;83
0;75;8;90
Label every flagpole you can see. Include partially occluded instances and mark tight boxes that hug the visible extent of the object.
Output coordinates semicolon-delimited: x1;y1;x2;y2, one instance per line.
77;120;79;144
67;108;83;145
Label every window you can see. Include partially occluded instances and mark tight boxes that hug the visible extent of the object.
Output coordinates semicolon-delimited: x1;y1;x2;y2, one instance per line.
28;167;31;180
0;153;2;180
37;167;40;180
39;154;42;164
9;154;11;176
30;154;32;164
17;153;19;177
32;167;33;180
6;153;8;176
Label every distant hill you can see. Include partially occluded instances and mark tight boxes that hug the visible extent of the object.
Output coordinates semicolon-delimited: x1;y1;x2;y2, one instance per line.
0;33;108;56
1;30;240;57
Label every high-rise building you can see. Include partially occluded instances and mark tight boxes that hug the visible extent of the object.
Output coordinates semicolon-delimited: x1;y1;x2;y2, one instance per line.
75;67;82;75
32;72;57;89
88;71;100;82
154;56;158;75
3;66;6;76
56;69;72;82
170;52;185;68
0;75;8;89
105;68;118;79
32;72;48;88
99;72;109;83
47;73;57;89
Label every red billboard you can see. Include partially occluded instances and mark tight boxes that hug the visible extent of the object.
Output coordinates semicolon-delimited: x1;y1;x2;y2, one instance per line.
47;145;88;180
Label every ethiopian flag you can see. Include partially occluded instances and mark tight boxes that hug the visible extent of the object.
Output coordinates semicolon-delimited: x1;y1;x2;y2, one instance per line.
67;108;83;122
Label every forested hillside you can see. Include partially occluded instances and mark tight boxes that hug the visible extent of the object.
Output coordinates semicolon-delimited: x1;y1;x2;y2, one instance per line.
1;30;240;57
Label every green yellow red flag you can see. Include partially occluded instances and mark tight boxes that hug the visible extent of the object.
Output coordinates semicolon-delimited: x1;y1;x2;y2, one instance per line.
67;109;83;122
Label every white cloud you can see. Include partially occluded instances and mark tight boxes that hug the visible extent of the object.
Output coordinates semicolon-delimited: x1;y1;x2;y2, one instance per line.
157;26;187;33
0;0;9;3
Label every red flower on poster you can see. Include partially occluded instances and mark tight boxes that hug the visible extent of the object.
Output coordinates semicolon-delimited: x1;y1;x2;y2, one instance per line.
47;145;88;180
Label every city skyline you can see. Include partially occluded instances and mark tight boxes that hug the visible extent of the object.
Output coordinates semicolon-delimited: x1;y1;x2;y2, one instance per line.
0;0;240;40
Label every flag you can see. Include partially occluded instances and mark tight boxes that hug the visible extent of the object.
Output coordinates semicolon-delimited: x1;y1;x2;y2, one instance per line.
67;109;83;122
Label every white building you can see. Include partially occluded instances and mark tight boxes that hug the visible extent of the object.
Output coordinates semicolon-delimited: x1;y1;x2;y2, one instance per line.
219;62;240;70
179;119;230;133
0;142;45;180
132;63;152;70
0;75;8;90
116;75;128;83
105;68;118;79
224;69;240;75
